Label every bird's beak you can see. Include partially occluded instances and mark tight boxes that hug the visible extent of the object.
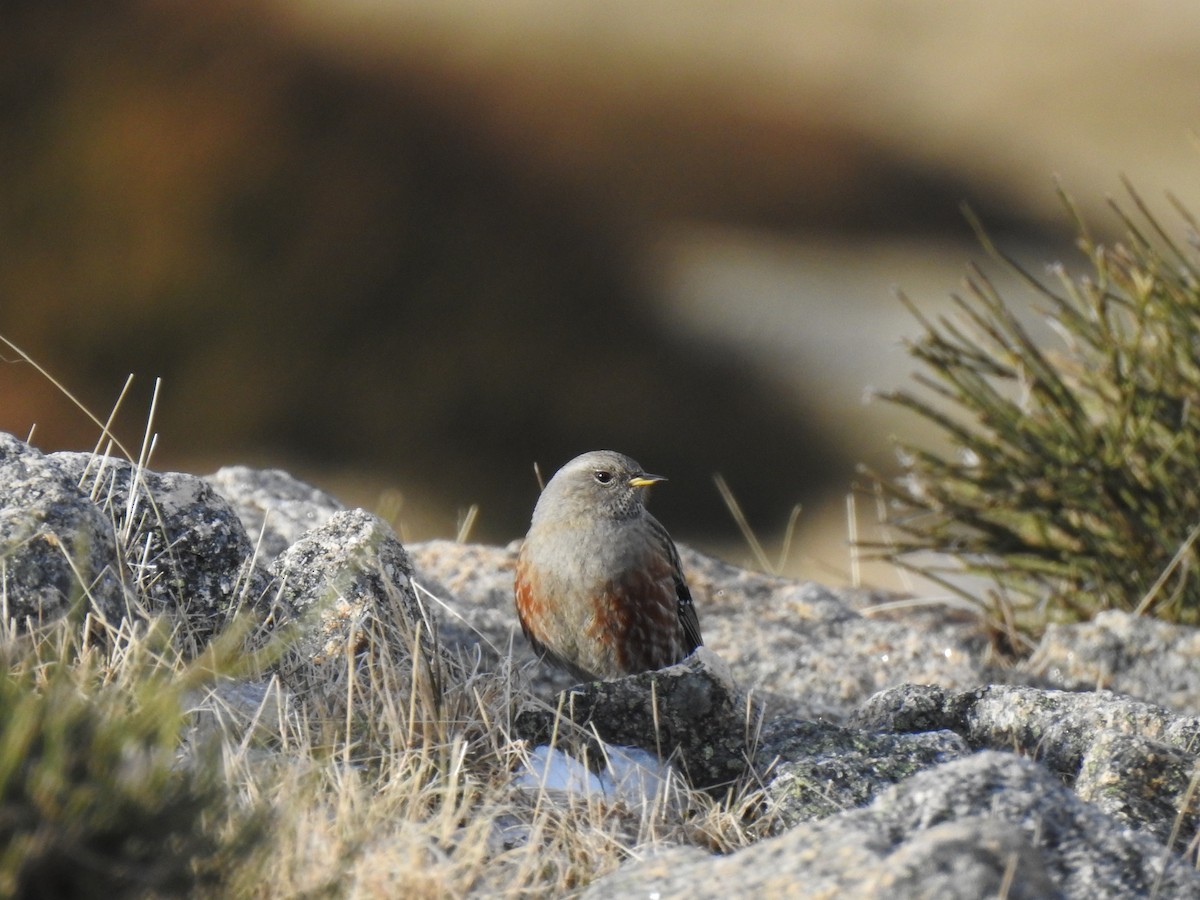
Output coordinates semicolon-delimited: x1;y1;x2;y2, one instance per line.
628;474;667;488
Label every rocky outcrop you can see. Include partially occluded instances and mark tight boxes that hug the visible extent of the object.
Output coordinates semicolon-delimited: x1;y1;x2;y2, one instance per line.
4;431;1200;897
512;648;754;791
0;434;128;627
51;450;270;645
583;752;1200;899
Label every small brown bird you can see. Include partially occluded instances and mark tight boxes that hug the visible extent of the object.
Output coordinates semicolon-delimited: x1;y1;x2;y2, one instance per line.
514;450;702;681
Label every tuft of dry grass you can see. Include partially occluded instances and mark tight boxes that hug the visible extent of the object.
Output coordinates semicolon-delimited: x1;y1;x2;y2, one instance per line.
211;603;769;897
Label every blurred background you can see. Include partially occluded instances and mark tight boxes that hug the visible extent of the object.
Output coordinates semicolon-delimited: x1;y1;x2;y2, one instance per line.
3;1;1199;585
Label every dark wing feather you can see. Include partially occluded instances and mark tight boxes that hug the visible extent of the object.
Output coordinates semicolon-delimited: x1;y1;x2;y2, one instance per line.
649;515;703;653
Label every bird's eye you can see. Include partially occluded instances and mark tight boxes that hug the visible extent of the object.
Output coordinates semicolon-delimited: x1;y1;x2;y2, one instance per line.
593;470;614;485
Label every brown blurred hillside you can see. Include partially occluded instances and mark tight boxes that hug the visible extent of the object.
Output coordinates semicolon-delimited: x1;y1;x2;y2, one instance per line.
3;1;1199;573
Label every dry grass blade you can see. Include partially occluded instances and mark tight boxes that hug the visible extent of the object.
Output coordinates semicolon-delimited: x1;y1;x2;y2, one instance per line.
0;334;139;462
714;473;773;574
456;503;480;543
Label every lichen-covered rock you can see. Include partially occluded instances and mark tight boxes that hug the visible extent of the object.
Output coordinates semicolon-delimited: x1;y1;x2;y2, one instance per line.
753;715;968;829
407;540;518;620
513;648;753;790
270;508;428;694
583;752;1200;899
670;546;991;721
0;434;126;625
1075;730;1200;853
206;465;344;566
53;451;268;644
854;682;1200;853
1027;609;1200;714
854;683;1200;778
850;682;950;733
858;818;1057;900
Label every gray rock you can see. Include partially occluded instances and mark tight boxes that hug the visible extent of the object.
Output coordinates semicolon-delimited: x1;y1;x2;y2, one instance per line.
205;465;344;566
850;682;951;733
855;682;1200;851
183;678;282;760
407;539;518;622
1076;730;1200;853
0;434;127;625
270;508;429;696
52;450;268;645
406;539;519;647
674;546;991;721
855;683;1200;778
858;818;1059;900
513;648;753;791
700;588;988;724
1028;609;1200;714
754;715;969;828
584;751;1200;899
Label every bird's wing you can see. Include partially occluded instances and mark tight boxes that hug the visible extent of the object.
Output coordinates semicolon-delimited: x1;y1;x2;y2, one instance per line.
650;516;703;653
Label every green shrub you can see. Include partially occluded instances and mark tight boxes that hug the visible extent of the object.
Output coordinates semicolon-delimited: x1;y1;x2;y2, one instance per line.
865;185;1200;643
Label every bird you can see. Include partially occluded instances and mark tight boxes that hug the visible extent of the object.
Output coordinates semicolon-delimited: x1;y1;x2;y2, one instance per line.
514;450;702;681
